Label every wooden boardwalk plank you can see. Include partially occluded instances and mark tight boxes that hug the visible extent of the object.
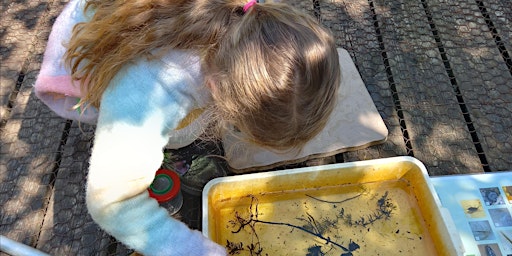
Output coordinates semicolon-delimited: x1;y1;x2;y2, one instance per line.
36;123;115;255
0;0;74;249
0;8;71;241
319;0;408;163
0;70;69;247
426;0;512;171
482;0;512;53
350;0;482;175
0;0;58;124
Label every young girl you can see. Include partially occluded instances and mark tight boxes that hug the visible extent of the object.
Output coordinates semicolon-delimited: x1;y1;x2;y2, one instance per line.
35;0;340;254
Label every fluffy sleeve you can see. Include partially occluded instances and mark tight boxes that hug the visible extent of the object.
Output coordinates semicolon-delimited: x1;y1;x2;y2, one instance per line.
86;59;226;255
34;0;99;123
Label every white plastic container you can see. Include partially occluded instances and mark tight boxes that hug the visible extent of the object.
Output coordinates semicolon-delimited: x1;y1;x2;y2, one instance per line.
203;156;462;255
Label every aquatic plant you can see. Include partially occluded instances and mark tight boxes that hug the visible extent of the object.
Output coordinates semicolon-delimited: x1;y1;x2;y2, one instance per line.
338;191;396;227
225;190;396;255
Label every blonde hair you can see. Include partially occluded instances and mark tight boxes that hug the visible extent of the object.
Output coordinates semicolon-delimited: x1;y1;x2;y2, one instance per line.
65;0;340;150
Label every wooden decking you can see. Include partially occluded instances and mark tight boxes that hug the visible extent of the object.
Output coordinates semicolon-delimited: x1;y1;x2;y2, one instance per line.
1;0;511;254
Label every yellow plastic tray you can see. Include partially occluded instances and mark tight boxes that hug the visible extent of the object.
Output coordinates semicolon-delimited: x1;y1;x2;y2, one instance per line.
203;156;460;255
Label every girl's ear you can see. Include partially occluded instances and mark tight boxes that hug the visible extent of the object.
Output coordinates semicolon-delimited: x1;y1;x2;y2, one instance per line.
205;76;216;92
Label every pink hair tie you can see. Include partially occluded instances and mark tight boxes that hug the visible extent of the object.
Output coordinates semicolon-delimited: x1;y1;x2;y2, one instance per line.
243;0;257;12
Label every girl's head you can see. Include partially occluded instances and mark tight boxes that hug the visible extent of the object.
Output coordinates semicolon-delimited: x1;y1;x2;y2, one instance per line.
207;2;340;150
66;0;340;150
